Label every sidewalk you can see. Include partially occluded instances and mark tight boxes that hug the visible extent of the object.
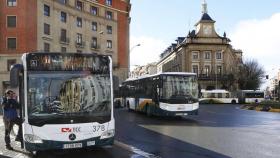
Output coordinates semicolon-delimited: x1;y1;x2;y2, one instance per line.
0;116;29;158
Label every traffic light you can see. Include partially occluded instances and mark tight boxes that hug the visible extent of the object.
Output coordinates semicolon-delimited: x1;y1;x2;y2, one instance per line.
265;75;269;79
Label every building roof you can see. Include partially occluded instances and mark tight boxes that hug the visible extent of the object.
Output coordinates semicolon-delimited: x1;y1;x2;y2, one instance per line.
200;13;215;22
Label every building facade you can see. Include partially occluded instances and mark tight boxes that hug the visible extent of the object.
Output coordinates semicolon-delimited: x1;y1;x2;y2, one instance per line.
0;0;130;94
129;62;157;78
157;1;242;91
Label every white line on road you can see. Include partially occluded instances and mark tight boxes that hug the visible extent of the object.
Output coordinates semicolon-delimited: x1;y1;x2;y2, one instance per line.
115;140;161;158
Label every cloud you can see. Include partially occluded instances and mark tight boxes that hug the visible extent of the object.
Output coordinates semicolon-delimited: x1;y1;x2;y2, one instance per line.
130;36;168;70
230;13;280;77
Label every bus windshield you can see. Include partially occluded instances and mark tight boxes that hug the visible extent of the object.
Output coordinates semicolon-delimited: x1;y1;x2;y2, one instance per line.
27;71;111;125
161;75;198;100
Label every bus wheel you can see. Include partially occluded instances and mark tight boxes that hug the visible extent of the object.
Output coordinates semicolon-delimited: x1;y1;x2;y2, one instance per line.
146;104;152;117
231;100;236;104
30;151;38;158
127;101;131;111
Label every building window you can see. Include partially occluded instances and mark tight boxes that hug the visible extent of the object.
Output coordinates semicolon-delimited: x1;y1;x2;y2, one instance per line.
77;17;82;27
44;43;50;52
7;0;17;7
44;23;50;35
60;29;67;42
204;65;210;76
76;0;83;10
216;51;222;59
90;6;98;15
92;22;97;31
44;4;50;16
107;25;112;34
106;0;112;6
7;59;16;71
61;47;66;52
57;0;67;4
106;11;113;20
107;40;112;49
204;51;211;59
217;66;222;75
76;33;82;44
92;37;97;48
7;38;16;50
7;16;16;28
61;11;67;22
192;52;199;60
192;65;198;74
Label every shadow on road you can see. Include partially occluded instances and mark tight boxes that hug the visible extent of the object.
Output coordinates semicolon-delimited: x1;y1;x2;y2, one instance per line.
115;108;231;158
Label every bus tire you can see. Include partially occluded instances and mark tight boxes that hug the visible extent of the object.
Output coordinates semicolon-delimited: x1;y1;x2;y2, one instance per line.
146;104;152;117
231;100;236;104
30;151;38;158
127;101;131;111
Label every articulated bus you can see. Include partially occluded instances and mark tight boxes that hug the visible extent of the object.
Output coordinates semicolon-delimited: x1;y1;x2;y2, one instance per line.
237;90;265;104
121;72;199;116
10;52;114;154
200;89;238;104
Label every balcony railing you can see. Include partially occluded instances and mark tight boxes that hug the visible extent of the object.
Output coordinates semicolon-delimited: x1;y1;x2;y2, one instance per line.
198;74;225;80
75;41;85;48
60;37;70;44
91;43;100;50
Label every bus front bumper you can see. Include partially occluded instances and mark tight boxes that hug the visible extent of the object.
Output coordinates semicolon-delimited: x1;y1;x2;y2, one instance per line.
158;102;199;116
157;109;199;116
24;136;114;152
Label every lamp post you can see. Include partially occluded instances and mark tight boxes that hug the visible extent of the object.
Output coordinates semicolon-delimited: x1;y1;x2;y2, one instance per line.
128;43;141;77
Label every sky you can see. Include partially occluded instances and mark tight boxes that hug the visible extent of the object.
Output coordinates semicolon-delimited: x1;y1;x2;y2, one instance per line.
129;0;280;88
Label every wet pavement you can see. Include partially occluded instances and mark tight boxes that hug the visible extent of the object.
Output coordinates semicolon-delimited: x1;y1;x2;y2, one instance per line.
1;104;280;158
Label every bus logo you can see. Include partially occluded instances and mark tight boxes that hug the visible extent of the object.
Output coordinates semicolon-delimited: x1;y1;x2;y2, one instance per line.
69;133;76;141
61;127;81;133
61;128;72;132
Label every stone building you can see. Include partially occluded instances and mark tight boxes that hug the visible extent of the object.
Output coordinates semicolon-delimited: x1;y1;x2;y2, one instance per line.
0;0;131;94
129;62;157;78
157;1;242;91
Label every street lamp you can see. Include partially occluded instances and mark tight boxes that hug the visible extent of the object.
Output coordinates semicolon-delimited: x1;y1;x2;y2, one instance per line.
130;44;141;52
128;43;141;77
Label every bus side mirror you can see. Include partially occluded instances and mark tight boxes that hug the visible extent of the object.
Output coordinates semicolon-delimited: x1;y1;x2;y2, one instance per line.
10;64;23;88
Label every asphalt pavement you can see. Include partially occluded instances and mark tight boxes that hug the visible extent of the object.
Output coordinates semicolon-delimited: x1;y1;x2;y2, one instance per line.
1;104;280;158
115;104;280;158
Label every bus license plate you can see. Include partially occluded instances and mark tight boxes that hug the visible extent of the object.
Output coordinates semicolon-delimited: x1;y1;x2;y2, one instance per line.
63;143;82;149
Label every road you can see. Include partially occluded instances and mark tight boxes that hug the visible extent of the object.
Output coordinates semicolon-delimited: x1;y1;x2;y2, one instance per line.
1;104;280;158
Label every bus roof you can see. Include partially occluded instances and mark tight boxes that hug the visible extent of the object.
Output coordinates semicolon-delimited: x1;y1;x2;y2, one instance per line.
201;89;230;93
239;90;264;93
125;72;196;82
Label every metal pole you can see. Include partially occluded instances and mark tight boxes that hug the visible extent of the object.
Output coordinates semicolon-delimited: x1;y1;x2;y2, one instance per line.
215;73;217;89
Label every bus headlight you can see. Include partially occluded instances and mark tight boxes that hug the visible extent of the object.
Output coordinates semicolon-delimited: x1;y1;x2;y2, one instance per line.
193;103;199;110
24;134;43;144
100;129;115;139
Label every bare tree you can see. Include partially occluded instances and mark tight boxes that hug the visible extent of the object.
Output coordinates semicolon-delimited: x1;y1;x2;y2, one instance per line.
238;59;265;90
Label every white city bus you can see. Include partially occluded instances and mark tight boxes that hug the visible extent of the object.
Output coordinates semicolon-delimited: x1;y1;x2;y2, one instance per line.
10;53;114;154
237;90;265;104
199;89;238;104
120;72;199;116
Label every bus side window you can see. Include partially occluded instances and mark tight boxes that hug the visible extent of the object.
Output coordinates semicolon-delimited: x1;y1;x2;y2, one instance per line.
226;93;229;98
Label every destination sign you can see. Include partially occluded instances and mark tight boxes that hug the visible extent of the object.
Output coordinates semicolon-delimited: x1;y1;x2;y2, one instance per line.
26;53;110;73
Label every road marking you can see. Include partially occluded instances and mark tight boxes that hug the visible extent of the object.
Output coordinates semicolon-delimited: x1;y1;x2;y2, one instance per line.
115;140;161;158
